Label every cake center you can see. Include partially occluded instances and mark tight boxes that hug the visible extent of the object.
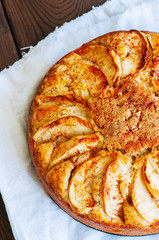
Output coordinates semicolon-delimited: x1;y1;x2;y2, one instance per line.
92;78;159;154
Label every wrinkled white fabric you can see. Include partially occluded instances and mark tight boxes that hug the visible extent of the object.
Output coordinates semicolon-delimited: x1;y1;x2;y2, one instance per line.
0;0;159;239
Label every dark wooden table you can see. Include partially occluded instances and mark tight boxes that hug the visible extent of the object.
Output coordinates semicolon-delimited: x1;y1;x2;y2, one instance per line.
0;0;106;239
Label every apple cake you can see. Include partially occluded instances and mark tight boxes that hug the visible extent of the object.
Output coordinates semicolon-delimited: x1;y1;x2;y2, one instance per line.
28;30;159;236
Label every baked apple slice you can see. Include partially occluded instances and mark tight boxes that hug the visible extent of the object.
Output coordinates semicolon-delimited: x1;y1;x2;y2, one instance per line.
145;32;159;71
69;159;95;213
33;94;88;108
33;116;94;144
146;33;159;94
123;201;150;227
68;151;113;213
34;142;54;175
88;205;112;224
75;44;121;86
46;150;96;201
103;152;131;219
143;155;159;199
90;30;149;77
46;160;75;201
31;103;91;131
70;151;93;165
132;167;159;223
38;68;72;96
49;132;103;168
62;60;108;98
37;52;81;96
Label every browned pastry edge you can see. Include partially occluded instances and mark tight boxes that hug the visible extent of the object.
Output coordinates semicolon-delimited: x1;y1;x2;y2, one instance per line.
28;30;159;236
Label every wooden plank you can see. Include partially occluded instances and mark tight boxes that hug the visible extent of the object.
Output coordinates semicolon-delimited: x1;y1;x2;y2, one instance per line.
0;0;19;71
0;195;15;240
2;0;106;55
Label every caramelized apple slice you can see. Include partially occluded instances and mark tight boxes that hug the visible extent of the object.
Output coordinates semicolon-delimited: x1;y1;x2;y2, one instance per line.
146;32;159;71
31;103;91;132
46;150;95;201
88;205;111;224
69;160;95;213
37;53;81;95
103;152;131;219
120;174;131;200
39;51;108;98
62;60;108;98
46;151;95;200
38;67;72;96
146;33;159;93
49;132;103;168
34;142;54;175
70;151;93;165
33;94;88;108
143;155;159;199
132;167;159;223
90;30;149;77
46;160;75;201
75;44;121;86
33;116;94;145
61;51;82;63
123;201;150;227
68;151;112;213
91;151;114;203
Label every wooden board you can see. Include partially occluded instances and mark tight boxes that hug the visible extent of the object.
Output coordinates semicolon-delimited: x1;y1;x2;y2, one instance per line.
0;0;19;71
2;0;106;55
0;194;15;240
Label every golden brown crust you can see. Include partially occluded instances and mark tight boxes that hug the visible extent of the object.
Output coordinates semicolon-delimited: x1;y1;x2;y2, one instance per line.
28;30;159;236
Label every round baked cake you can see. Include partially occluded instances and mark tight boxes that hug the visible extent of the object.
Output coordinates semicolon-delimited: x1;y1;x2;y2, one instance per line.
28;30;159;236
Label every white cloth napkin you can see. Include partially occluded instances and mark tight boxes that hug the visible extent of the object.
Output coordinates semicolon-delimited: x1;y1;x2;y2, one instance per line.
1;0;159;239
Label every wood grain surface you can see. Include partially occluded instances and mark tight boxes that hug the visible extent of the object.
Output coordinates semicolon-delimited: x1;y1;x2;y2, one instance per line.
0;194;15;240
0;0;19;70
0;0;107;239
2;0;106;55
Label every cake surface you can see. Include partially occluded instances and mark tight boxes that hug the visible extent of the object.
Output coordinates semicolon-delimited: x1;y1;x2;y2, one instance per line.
28;30;159;236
